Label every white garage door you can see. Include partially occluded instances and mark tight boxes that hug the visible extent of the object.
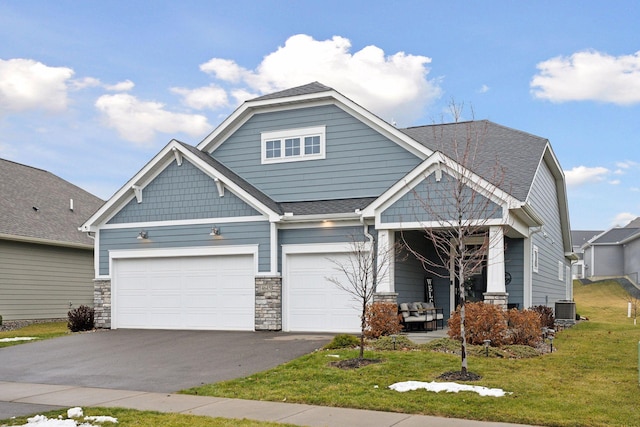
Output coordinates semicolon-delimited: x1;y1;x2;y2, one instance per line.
284;252;361;333
113;254;254;330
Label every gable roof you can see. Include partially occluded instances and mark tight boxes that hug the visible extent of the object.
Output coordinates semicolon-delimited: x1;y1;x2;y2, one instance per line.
401;120;548;202
0;158;104;248
249;81;333;102
589;227;640;245
571;230;603;249
624;217;640;228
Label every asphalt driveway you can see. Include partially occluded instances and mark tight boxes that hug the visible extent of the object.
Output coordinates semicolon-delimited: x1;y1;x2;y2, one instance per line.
0;329;332;392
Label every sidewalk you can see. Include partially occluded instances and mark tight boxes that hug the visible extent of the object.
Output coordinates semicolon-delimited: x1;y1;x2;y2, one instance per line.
0;381;536;427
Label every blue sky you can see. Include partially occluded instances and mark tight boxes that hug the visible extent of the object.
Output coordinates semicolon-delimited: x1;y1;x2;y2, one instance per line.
1;1;639;230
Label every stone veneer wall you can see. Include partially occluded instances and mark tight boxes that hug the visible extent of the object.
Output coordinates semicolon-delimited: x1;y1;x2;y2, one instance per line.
255;276;282;331
373;292;398;304
93;279;112;328
483;292;509;310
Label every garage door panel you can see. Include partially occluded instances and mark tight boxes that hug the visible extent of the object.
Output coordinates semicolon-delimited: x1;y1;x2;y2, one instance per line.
113;254;254;330
286;252;361;333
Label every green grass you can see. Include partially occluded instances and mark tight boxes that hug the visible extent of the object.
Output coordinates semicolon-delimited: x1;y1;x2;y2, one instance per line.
184;280;640;427
0;321;69;348
0;407;298;426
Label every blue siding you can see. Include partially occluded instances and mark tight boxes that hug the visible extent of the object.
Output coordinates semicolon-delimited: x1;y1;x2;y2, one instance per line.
505;237;524;308
381;173;503;223
528;161;569;306
212;105;422;201
108;159;260;224
278;225;366;272
99;221;270;275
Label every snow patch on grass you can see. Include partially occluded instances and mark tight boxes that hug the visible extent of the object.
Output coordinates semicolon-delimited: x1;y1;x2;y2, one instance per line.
389;380;511;397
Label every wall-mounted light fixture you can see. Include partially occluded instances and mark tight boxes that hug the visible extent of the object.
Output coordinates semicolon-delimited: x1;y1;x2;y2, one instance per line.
137;230;148;240
210;226;220;236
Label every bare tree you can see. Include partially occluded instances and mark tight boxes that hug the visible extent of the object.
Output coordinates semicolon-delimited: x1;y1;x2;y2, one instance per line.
326;233;393;360
402;103;507;375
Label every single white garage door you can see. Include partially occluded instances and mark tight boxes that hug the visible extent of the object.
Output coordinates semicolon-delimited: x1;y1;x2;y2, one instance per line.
284;252;361;333
113;254;254;330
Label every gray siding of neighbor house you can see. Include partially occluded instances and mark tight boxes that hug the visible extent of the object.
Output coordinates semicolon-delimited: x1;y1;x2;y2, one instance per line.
278;225;367;272
593;245;625;277
527;160;569;306
99;221;271;276
505;237;524;308
394;231;451;317
0;239;93;320
211;105;422;201
108;159;260;224
624;238;640;283
381;173;503;224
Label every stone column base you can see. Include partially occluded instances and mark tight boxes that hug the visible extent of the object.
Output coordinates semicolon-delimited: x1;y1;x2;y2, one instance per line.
93;279;112;329
255;276;282;331
373;292;398;304
483;292;509;310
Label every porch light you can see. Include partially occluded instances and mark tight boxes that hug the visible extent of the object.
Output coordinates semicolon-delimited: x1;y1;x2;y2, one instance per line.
137;230;148;240
210;226;220;236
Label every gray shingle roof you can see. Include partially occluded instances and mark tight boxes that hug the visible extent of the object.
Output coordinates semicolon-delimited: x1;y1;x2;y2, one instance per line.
280;198;377;216
591;227;640;244
571;230;603;247
401;120;548;201
0;158;104;247
249;82;333;102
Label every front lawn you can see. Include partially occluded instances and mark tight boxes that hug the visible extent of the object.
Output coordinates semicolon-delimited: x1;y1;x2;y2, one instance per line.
0;407;298;427
0;321;69;348
184;281;640;427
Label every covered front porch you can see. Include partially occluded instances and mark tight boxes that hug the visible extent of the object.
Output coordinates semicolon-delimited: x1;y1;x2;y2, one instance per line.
374;227;527;322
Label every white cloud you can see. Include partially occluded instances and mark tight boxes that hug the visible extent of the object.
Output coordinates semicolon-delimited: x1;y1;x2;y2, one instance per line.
609;179;621;185
478;84;490;94
193;34;441;125
95;93;211;144
70;77;102;90
564;165;609;187
531;50;640;105
612;212;638;227
105;80;135;92
0;58;74;113
171;84;229;110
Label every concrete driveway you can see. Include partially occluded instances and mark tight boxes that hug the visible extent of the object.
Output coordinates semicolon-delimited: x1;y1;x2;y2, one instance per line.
0;329;332;392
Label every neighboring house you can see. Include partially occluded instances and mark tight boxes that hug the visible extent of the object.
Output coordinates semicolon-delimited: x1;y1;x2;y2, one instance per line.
582;218;640;284
0;158;104;321
81;82;573;333
571;230;603;279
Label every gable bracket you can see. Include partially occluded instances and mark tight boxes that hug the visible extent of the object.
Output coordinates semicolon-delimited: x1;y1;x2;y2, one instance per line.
132;185;142;203
172;147;183;166
214;177;224;197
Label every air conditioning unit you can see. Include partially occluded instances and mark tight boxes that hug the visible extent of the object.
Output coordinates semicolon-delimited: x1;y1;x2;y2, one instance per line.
555;300;576;320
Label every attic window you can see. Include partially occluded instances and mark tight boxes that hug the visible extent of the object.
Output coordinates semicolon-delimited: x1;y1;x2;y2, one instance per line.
261;126;325;164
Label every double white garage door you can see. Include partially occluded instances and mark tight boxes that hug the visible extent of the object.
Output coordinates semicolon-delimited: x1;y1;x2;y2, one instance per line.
111;248;360;332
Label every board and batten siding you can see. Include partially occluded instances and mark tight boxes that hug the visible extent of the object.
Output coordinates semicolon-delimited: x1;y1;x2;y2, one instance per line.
0;240;94;320
527;160;569;306
212;105;422;202
381;173;503;224
108;159;260;224
99;221;270;276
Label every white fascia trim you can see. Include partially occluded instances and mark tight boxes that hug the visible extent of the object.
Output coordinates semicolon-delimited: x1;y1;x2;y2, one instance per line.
376;218;506;230
364;152;517;220
282;241;371;256
270;222;278;274
82;140;280;231
279;212;361;223
198;89;431;160
0;234;93;250
278;219;363;229
109;244;260;276
100;216;266;230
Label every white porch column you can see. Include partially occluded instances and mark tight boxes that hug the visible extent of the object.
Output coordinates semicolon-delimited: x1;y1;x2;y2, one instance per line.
486;226;506;294
375;229;394;293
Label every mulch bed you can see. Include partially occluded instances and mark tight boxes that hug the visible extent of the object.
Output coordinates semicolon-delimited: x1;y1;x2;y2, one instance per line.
437;370;482;381
330;358;382;369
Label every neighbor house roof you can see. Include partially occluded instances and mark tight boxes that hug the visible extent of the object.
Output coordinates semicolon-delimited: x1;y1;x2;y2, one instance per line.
0;158;104;248
571;230;603;249
589;227;640;245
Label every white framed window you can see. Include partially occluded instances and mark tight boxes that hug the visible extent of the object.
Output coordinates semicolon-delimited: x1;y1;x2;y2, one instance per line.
532;245;539;273
261;126;326;164
558;261;564;281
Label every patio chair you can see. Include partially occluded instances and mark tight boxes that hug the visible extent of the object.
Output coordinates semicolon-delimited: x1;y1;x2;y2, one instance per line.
399;302;432;331
420;302;444;330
